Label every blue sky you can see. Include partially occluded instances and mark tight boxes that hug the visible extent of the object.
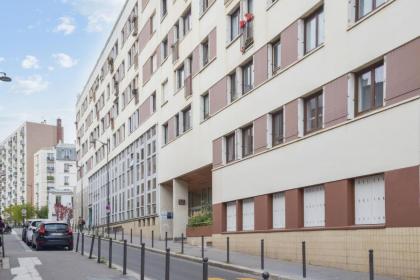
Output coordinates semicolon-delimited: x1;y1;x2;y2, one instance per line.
0;0;126;143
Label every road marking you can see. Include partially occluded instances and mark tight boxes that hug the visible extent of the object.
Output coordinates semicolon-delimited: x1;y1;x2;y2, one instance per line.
208;278;225;280
11;257;42;280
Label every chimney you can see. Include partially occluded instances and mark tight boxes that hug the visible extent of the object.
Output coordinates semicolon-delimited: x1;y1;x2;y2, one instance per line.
56;118;64;144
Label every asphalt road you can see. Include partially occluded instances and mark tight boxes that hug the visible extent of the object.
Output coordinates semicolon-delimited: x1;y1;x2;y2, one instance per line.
77;234;259;280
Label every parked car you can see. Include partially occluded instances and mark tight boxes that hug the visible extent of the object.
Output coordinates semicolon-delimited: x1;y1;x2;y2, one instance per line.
22;220;35;242
32;221;73;251
26;219;48;246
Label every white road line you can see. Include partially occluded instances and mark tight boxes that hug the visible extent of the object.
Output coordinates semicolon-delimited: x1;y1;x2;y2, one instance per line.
11;257;43;280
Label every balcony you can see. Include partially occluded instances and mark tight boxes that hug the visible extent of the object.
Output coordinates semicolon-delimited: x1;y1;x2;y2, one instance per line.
240;14;254;53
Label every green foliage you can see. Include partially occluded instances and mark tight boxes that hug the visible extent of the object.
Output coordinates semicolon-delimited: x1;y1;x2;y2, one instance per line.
188;211;212;227
3;204;36;224
36;206;49;219
47;175;54;181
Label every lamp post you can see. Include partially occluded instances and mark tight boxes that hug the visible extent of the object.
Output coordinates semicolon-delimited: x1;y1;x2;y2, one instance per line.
76;164;84;222
0;72;12;82
90;139;110;236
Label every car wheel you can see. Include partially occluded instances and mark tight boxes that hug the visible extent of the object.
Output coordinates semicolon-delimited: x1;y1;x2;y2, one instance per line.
68;245;73;251
35;242;42;251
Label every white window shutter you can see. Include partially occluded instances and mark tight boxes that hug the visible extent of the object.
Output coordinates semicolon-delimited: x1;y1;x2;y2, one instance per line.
355;174;385;225
304;185;325;227
272;192;285;228
226;202;237;232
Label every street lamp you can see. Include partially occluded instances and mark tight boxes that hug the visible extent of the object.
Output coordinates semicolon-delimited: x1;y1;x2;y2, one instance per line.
76;164;84;226
0;72;12;82
90;139;110;236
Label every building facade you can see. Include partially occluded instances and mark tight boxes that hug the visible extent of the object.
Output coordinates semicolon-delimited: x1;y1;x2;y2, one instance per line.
33;143;76;222
0;120;63;213
74;0;419;278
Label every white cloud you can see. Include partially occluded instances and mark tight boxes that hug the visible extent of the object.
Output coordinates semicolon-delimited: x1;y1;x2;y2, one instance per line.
21;55;40;69
48;66;55;71
0;57;5;63
66;0;125;32
53;53;78;68
54;16;76;35
12;75;49;95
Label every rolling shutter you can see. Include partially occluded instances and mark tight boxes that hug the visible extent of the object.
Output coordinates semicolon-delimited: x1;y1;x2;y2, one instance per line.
304;185;325;227
272;192;285;229
242;198;254;231
226;201;237;232
355;174;385;225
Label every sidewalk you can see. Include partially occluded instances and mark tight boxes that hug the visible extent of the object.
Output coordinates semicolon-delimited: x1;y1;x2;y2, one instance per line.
92;230;397;280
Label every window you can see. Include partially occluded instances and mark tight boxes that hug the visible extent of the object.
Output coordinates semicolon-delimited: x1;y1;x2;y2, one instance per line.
161;80;168;104
355;174;385;225
161;0;168;17
304;91;323;134
175;114;180;137
272;39;281;72
176;65;185;89
151;53;157;73
64;163;70;173
151;93;156;113
356;0;386;20
201;39;209;66
304;6;324;54
182;106;191;132
304;185;325;227
242;125;253;157
246;0;254;13
200;0;209;15
64;176;69;185
225;133;235;163
150;13;157;34
242;61;254;94
162;37;169;60
162;123;169;144
230;7;240;41
182;8;192;36
242;198;254;231
202;93;210;120
356;62;384;114
271;110;284;146
226;201;237;232
272;192;285;228
229;72;238;102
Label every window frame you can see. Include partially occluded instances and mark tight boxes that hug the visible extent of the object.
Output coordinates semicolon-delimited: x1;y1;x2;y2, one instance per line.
271;109;284;146
202;92;210;120
304;91;323;134
182;106;191;132
242;61;254;94
229;72;237;102
225;133;236;163
201;39;209;67
272;39;281;73
304;6;324;54
355;0;387;21
355;61;384;116
230;7;240;42
241;125;253;158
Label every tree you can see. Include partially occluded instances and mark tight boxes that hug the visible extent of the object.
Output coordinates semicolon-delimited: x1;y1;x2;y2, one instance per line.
36;206;49;219
3;204;36;224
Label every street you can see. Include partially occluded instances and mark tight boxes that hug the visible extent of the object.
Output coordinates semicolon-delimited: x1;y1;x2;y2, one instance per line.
0;230;260;280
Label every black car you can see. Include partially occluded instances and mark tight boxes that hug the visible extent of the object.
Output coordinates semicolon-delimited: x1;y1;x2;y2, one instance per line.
32;222;73;250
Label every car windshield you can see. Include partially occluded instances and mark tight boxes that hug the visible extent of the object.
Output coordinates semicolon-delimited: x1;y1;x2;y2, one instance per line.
45;223;68;231
33;221;43;227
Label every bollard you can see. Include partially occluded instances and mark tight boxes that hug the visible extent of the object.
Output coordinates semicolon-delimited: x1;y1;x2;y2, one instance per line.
226;237;230;263
75;232;80;252
1;232;5;258
108;238;113;268
165;231;168;249
302;241;306;278
165;248;170;280
122;228;125;241
123;240;127;275
201;236;204;258
114;228;117;240
202;257;208;280
89;235;95;259
369;249;374;280
97;236;101;263
181;233;184;254
152;230;154;248
262;271;270;279
140;243;145;280
140;229;143;245
81;233;85;256
261;239;265;270
130;228;133;243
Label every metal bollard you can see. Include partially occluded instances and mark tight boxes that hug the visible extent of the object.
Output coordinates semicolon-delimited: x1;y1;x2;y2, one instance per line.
261;239;265;270
226;237;230;263
97;236;101;263
130;228;133;243
369;249;374;280
165;231;168;249
75;232;80;252
202;257;208;280
1;232;5;258
140;229;143;245
181;233;184;254
201;236;204;258
123;240;127;275
302;241;306;278
89;235;95;259
165;248;170;280
152;230;154;248
108;238;113;268
140;243;145;280
262;271;270;279
81;233;85;256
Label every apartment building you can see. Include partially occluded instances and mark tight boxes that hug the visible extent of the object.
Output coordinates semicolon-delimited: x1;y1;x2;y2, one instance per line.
0;120;63;213
75;0;419;277
33;143;76;221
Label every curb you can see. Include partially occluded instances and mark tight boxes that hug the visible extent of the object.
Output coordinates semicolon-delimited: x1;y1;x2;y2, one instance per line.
83;234;293;280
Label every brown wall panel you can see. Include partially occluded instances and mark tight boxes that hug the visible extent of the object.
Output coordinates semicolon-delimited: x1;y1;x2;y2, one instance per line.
325;179;354;227
212;138;223;168
209;77;227;115
280;21;298;68
284;99;299;142
324;75;348;127
253;115;267;153
212;203;226;234
254;45;268;87
285;189;303;229
254;194;273;230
